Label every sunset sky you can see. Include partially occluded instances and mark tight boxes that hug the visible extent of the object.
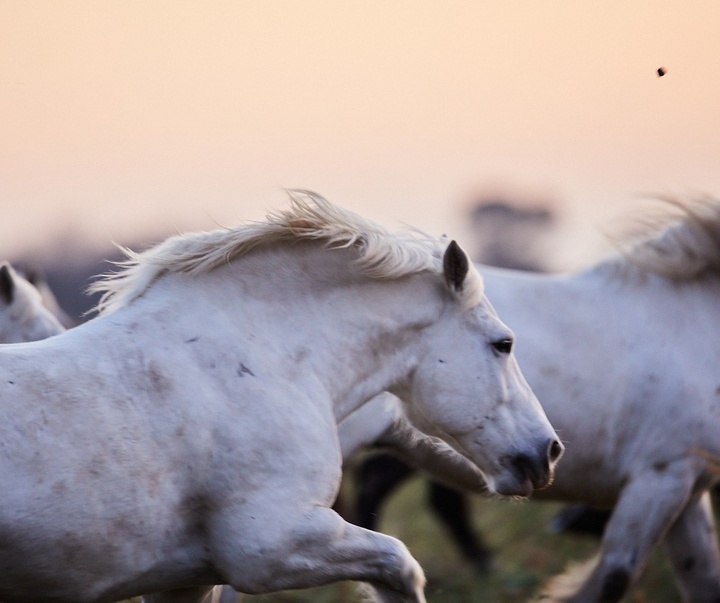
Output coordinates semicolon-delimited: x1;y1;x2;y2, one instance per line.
2;1;719;268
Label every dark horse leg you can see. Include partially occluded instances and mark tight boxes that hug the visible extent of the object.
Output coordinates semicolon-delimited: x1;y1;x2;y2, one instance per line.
355;453;415;530
355;452;493;572
548;504;611;537
427;482;493;572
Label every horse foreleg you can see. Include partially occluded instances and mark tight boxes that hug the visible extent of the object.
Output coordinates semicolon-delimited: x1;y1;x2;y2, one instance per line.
374;413;489;494
210;505;426;603
356;453;415;529
542;462;696;603
662;490;720;603
427;482;492;572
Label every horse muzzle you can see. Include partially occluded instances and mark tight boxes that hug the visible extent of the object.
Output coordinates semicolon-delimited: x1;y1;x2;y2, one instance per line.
495;438;564;497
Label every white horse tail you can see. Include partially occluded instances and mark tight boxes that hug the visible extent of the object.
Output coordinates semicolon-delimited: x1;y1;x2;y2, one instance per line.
537;553;600;602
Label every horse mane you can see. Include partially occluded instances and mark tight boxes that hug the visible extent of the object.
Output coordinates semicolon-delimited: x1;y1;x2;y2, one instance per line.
605;196;720;280
89;191;445;315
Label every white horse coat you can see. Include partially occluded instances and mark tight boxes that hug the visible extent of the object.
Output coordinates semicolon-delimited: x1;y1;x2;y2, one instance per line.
0;193;560;603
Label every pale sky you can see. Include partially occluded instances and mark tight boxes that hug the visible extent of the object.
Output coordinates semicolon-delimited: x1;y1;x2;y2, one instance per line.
2;1;719;268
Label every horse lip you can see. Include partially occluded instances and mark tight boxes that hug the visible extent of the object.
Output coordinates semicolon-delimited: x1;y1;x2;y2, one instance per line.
536;467;555;490
494;476;534;497
519;464;552;492
496;452;554;496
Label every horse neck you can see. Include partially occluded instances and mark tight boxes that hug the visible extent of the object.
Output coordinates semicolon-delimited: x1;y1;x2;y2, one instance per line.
115;246;447;422
253;260;447;422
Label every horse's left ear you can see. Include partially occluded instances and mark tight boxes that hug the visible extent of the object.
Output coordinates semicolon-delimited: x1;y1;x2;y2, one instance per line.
443;240;469;293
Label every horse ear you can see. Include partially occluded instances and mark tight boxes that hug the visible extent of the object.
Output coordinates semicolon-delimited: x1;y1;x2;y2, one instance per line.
0;263;15;305
443;240;469;292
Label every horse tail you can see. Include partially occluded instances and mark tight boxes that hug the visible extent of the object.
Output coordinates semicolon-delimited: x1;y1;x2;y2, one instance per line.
537;553;599;602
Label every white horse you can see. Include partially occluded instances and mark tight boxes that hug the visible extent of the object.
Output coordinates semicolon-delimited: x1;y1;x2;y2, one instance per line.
0;192;561;603
0;261;65;342
340;197;720;602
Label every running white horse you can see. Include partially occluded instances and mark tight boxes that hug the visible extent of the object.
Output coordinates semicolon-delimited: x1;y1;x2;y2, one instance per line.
0;192;561;603
0;261;65;342
340;197;720;602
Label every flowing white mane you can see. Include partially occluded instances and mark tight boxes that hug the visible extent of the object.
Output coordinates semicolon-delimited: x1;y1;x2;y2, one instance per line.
90;191;446;315
607;196;720;280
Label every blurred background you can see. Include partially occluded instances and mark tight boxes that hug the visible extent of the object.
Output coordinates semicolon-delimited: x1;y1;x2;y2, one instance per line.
3;1;720;319
0;0;720;320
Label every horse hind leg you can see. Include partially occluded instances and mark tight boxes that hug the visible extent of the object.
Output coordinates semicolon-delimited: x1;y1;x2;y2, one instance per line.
210;505;426;603
539;461;697;602
663;490;720;603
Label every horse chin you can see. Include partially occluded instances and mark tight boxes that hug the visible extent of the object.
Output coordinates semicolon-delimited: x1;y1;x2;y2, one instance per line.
492;474;535;498
491;462;556;497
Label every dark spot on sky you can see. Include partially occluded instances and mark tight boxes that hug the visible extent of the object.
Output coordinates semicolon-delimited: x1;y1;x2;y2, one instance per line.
657;67;666;77
184;336;199;343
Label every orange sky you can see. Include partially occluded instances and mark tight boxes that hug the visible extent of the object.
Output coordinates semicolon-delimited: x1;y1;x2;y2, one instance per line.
2;1;719;268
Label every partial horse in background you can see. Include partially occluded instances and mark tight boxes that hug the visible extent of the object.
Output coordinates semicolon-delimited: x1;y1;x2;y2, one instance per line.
0;193;561;603
14;264;78;329
348;197;720;602
0;261;65;342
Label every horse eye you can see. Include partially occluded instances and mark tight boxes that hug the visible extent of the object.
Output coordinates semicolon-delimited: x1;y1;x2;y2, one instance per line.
492;338;513;355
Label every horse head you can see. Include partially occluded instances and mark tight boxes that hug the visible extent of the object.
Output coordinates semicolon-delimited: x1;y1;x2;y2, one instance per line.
395;240;563;496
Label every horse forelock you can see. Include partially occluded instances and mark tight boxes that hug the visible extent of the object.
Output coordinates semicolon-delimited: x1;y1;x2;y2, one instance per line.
88;191;446;315
606;196;720;281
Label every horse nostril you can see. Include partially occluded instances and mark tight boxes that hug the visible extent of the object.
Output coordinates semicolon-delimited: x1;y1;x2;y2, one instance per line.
511;453;536;480
548;439;564;464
